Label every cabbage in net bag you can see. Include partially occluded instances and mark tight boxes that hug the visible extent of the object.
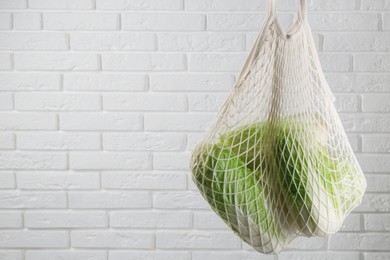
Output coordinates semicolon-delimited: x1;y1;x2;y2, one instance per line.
190;0;367;254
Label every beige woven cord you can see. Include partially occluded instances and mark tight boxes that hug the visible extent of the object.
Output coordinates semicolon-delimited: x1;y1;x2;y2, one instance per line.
190;0;367;254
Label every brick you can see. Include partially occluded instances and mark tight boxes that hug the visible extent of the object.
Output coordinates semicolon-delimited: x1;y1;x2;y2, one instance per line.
0;171;15;189
156;231;240;249
188;93;228;111
318;54;351;72
0;0;26;9
363;0;390;10
385;14;390;30
0;53;11;70
324;33;390;52
103;93;186;111
365;174;390;192
186;0;264;11
71;230;153;249
153;152;190;170
357;194;390;212
0;13;11;29
97;0;183;10
0;93;13;110
0;73;61;91
194;211;229;230
64;73;146;92
308;13;379;31
110;210;192;228
329;74;390;93
355;54;390;72
122;13;205;31
13;13;41;30
0;211;22;228
0;191;67;208
347;134;360;152
0;133;15;149
69;152;150;170
362;134;390;152
186;133;204;151
15;93;100;111
15;53;99;71
150;74;234;92
17;132;100;150
340;213;361;231
334;94;360;112
102;53;186;71
25;211;107;228
363;94;390;112
145;113;214;131
0;251;22;260
193;251;273;260
364;214;390;231
364;253;390;260
60;112;141;131
330;233;390;250
103;133;185;151
29;0;93;9
339;114;390;133
0;152;67;170
16;172;100;189
158;33;245;51
309;0;359;10
0;113;57;130
0;32;67;50
0;231;68;248
109;251;190;260
102;172;186;190
153;191;209;209
189;53;246;72
25;251;107;260
286;236;327;250
207;13;265;31
356;154;390;172
71;32;156;51
279;252;360;260
43;13;118;30
69;191;151;209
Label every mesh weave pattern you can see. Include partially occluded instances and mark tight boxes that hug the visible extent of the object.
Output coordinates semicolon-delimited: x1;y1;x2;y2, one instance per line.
190;0;367;254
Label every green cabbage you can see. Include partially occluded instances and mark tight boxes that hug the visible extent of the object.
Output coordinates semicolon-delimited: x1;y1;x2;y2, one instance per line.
191;115;365;250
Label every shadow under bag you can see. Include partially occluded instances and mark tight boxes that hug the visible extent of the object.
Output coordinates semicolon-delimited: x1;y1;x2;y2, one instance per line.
190;0;367;254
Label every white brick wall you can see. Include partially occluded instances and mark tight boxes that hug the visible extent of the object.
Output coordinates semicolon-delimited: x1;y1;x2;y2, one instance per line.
0;0;389;259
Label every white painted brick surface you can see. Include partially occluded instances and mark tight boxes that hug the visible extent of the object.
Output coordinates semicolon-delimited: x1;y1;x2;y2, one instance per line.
25;210;107;228
96;0;183;11
122;13;205;31
0;171;15;188
0;33;68;50
0;13;12;30
43;13;118;30
64;73;146;92
25;251;107;260
0;133;15;149
0;0;389;258
13;13;41;30
70;32;156;51
71;230;154;248
0;251;22;260
68;191;151;209
0;211;22;227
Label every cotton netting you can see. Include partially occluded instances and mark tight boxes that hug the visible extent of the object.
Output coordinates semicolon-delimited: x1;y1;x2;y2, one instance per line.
190;0;366;254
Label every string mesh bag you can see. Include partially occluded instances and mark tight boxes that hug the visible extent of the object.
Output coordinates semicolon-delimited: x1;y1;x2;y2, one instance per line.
190;0;367;254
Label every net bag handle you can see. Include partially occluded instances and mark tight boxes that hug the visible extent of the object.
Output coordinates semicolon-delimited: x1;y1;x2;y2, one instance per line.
267;0;307;21
236;0;308;85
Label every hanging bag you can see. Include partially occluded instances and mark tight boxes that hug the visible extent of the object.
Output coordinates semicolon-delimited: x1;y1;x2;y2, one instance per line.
190;0;367;254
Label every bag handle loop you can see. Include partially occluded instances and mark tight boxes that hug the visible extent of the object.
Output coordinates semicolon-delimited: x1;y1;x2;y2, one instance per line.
267;0;307;21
